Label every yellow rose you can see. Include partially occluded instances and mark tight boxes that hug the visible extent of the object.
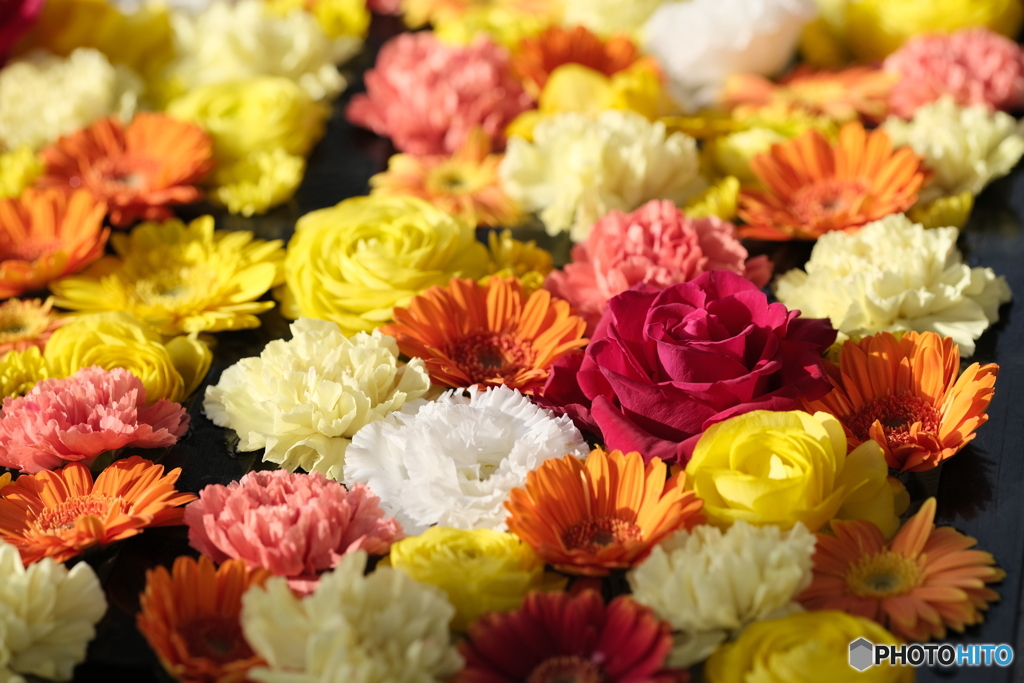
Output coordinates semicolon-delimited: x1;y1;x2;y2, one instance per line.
0;147;44;199
266;0;371;39
705;610;914;683
210;149;306;217
685;410;899;536
0;346;50;398
278;196;488;334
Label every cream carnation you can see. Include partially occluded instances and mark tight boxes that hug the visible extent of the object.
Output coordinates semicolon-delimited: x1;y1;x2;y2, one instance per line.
241;551;462;683
561;0;665;38
203;318;430;481
343;385;589;534
500;111;706;241
628;522;815;668
775;214;1013;357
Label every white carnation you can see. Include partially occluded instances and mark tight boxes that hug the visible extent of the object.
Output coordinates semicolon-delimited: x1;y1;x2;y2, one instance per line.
561;0;665;38
242;551;462;683
500;110;705;241
203;318;431;481
628;522;815;668
343;385;589;534
643;0;817;110
775;214;1013;357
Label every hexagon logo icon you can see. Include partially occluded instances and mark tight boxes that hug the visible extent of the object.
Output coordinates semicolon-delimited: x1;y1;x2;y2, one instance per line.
849;638;874;671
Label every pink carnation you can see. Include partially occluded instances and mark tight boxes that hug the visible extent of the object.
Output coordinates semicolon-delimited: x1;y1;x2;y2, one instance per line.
545;200;773;333
885;28;1024;118
185;470;404;594
346;32;534;155
0;366;189;473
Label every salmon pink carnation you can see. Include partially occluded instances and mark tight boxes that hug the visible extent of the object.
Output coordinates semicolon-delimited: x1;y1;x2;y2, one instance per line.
346;32;533;155
545;200;772;333
0;366;189;474
185;470;404;594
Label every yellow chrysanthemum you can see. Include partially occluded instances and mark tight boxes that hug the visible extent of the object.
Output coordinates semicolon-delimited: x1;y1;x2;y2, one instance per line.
0;147;44;199
265;0;371;39
684;176;741;221
481;229;553;294
909;192;975;231
0;346;50;399
51;216;285;336
211;149;306;217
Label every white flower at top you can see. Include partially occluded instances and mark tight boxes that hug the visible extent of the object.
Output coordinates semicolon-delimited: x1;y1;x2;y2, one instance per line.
775;214;1013;357
241;551;462;683
628;521;815;668
561;0;666;39
343;385;589;534
203;318;431;481
500;110;705;241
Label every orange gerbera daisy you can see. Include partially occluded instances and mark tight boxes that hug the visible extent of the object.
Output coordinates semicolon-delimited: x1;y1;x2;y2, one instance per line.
504;447;704;576
0;188;108;298
737;121;926;240
0;297;67;355
0;456;196;564
805;331;998;473
381;277;587;395
138;555;270;683
38;112;213;228
799;498;1005;642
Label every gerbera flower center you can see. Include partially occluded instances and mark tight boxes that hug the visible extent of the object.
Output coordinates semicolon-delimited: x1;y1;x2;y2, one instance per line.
562;516;643;552
447;332;537;385
427;163;485;195
526;655;603;683
33;494;120;532
845;550;922;598
0;300;54;344
130;267;220;312
846;393;942;447
180;615;255;664
790;178;869;225
88;156;154;194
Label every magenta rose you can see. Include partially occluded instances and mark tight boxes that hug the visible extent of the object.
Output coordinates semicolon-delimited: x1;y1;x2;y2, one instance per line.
0;0;44;63
542;270;836;465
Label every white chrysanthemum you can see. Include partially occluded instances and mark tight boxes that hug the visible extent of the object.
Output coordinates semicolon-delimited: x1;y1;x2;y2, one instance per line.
643;0;817;109
561;0;665;38
0;48;141;152
628;522;815;668
203;318;431;480
343;385;589;534
775;214;1012;357
884;97;1024;204
0;540;107;682
168;0;359;101
242;551;462;683
500;110;705;241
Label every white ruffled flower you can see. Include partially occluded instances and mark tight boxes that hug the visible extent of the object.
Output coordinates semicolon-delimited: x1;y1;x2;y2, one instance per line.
0;48;141;152
0;540;107;682
561;0;666;38
884;97;1024;204
628;522;815;668
343;385;589;534
203;318;431;480
775;214;1013;357
500;110;705;241
242;551;462;683
643;0;817;109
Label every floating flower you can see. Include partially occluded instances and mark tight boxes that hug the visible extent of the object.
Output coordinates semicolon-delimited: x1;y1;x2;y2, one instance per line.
264;0;371;42
344;385;588;533
241;551;463;682
800;498;1005;642
505;447;704;576
0;188;108;299
0;456;195;564
186;470;403;592
738;122;926;240
209;148;306;217
382;277;587;394
545;200;773;333
278;195;488;335
138;556;269;683
684;175;741;220
774;214;1013;357
0;298;65;355
347;32;532;155
405;0;557;50
561;0;664;38
0;146;44;199
0;347;49;399
481;229;553;294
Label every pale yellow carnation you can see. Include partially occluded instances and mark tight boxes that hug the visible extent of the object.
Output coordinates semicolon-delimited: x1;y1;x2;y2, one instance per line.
210;149;306;216
0;147;43;199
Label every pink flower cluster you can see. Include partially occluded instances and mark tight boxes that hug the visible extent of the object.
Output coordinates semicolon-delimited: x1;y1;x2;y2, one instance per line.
185;470;404;593
545;200;773;333
885;28;1024;118
346;32;534;156
0;366;189;473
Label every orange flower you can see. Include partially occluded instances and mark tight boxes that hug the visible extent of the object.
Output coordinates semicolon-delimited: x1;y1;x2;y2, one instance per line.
0;188;108;298
38;113;213;228
805;331;998;473
138;555;270;683
0;456;196;564
504;447;704;576
381;277;587;394
799;498;1005;642
737;122;926;240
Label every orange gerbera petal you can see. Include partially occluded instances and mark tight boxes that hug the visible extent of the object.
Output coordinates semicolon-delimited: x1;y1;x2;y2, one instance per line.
38;112;213;228
504;447;704;576
800;497;1005;642
738;121;926;240
805;331;998;473
381;276;588;394
0;456;196;565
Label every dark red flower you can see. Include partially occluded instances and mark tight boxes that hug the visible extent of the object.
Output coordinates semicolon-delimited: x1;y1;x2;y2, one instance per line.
0;0;43;63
